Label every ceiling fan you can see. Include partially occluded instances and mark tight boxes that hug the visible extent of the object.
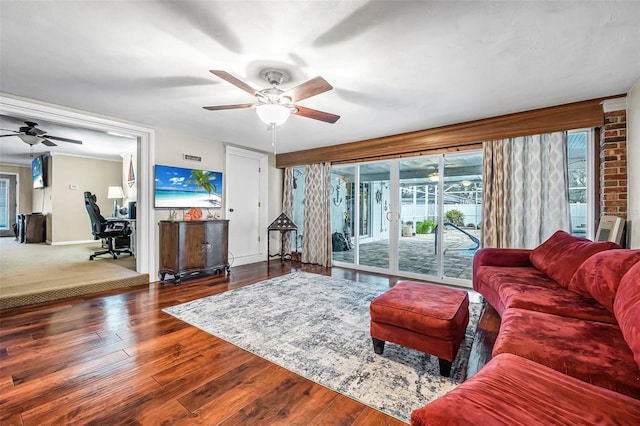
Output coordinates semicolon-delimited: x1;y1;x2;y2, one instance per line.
0;121;83;147
203;69;340;125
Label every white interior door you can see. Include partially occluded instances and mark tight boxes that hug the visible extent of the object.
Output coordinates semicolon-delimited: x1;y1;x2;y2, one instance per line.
225;147;267;266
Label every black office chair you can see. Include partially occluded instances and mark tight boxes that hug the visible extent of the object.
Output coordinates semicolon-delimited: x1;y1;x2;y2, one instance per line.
84;191;133;260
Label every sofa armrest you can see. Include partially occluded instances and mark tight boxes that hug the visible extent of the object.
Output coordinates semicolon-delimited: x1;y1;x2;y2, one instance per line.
473;248;533;285
473;247;533;269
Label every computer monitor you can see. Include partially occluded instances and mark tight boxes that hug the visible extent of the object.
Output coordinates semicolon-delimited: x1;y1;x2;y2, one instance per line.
128;201;137;220
595;215;625;245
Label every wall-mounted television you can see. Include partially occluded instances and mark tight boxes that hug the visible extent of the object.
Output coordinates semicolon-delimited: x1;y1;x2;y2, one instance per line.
154;164;223;208
32;155;48;189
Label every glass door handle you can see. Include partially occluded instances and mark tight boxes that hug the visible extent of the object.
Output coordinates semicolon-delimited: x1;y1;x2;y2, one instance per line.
385;212;401;222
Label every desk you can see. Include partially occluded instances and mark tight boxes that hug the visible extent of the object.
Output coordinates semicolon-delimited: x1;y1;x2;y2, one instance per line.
16;213;46;243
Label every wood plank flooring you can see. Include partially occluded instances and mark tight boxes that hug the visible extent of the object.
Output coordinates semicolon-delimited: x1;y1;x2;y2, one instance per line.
0;262;500;425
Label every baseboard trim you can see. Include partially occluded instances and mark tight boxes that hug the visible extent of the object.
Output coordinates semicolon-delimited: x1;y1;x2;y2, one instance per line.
50;239;98;246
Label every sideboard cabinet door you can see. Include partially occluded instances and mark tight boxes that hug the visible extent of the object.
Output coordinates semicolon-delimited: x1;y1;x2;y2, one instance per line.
158;220;230;283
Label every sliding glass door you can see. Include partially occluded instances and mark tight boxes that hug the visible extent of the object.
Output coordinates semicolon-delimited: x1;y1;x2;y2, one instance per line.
441;152;483;281
330;162;396;269
330;166;355;265
331;151;482;286
357;162;392;270
397;157;439;277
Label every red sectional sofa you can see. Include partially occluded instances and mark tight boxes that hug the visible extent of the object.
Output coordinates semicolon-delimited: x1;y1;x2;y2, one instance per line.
412;231;640;425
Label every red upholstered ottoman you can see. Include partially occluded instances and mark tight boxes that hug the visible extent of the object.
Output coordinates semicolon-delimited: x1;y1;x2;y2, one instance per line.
370;281;469;376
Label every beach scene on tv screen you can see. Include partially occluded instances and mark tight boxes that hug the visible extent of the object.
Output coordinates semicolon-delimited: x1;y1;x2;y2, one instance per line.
32;157;44;189
155;165;222;208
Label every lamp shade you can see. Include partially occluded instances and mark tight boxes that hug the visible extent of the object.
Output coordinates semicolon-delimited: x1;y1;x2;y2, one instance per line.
107;186;124;199
256;104;290;126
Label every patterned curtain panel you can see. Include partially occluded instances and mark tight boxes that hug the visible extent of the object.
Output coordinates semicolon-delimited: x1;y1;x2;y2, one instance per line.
482;140;509;248
282;167;295;254
482;132;571;249
302;162;332;266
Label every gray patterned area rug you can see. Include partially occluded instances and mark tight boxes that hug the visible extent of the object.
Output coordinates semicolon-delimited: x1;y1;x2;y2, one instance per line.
163;271;482;423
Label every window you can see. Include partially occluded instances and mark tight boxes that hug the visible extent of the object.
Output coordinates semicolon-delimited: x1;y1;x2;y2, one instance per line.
0;178;8;231
290;166;305;252
567;130;591;237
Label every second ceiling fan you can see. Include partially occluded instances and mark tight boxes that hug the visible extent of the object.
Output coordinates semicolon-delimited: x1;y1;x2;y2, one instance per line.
203;69;340;125
0;121;83;147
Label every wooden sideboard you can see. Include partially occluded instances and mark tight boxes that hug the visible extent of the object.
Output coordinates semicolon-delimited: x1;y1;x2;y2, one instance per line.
158;220;230;283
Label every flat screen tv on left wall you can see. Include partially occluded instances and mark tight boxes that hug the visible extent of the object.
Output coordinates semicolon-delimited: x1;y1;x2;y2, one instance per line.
32;155;47;189
154;164;223;209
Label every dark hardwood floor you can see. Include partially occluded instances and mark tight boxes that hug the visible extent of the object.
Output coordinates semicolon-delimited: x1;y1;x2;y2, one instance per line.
0;261;500;425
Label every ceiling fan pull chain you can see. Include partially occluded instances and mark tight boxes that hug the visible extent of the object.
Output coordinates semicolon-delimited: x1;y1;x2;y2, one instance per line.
271;123;277;155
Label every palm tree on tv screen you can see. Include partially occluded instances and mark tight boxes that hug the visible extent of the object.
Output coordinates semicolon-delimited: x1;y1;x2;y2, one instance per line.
187;170;217;197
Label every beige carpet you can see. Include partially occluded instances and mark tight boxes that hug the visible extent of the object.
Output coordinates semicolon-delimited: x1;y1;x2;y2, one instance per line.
0;237;149;309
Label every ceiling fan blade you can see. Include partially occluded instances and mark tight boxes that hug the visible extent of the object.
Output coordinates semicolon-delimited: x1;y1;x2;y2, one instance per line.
283;76;333;103
41;139;57;147
0;134;17;138
45;135;83;144
209;70;260;97
203;103;254;111
22;127;46;136
293;105;340;124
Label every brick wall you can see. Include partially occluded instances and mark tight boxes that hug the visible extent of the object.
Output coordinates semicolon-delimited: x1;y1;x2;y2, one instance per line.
600;109;627;218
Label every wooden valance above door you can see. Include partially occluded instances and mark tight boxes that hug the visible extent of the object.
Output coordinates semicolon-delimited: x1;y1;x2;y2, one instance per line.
276;95;622;168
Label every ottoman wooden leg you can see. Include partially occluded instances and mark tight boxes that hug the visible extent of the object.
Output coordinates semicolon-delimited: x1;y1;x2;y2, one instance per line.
372;337;385;355
438;358;452;377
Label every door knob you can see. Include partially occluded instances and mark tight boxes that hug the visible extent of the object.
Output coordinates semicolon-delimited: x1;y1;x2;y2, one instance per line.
229;208;234;212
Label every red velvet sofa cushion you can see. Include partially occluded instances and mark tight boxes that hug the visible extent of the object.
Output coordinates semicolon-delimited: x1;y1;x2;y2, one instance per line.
473;264;614;322
569;249;640;312
529;230;620;287
497;281;617;324
474;265;558;316
614;262;640;371
411;353;640;426
493;308;640;398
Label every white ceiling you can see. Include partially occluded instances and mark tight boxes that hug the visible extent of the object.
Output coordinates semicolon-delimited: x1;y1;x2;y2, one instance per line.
1;1;639;165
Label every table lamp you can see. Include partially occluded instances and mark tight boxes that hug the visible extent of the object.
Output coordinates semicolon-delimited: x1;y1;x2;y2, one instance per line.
107;186;125;217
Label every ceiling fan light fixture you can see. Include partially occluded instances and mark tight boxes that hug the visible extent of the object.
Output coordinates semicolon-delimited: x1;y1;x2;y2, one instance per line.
18;134;43;146
256;104;291;126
